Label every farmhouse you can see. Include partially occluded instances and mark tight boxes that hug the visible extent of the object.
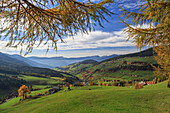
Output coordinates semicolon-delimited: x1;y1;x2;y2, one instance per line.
49;87;61;94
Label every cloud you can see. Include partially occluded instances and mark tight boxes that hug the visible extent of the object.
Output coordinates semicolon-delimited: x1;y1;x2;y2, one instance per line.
55;28;134;51
0;27;136;56
0;27;137;57
122;1;146;9
0;33;6;36
114;0;146;10
1;23;152;57
26;46;139;58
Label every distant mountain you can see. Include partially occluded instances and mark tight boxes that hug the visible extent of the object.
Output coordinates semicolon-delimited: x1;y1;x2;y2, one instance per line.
0;52;80;98
0;52;30;67
27;54;118;68
76;60;99;65
0;52;29;74
101;47;154;63
7;54;53;69
0;52;73;78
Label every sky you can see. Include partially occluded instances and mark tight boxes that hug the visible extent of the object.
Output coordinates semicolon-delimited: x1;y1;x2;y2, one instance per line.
0;0;147;58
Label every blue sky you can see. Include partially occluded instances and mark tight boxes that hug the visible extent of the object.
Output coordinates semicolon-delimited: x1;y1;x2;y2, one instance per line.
0;0;147;58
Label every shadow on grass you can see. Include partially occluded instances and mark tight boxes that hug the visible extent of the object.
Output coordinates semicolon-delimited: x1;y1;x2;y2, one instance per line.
12;95;41;106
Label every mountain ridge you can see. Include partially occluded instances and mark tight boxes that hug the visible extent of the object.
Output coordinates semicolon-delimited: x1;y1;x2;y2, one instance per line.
27;54;119;68
7;54;53;69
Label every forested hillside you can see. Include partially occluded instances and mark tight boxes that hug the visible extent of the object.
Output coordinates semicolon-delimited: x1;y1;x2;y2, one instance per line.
0;74;27;98
0;52;73;77
7;54;52;68
56;48;158;81
102;48;154;62
0;52;79;99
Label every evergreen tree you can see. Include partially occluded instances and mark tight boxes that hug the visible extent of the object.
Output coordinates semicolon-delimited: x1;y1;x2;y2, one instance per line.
120;0;170;83
0;0;113;55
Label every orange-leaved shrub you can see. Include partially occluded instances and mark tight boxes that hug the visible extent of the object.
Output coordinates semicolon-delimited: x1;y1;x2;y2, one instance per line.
18;85;31;100
134;83;143;89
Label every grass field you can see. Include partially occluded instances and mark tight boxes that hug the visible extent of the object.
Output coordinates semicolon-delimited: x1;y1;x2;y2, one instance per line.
0;88;50;109
72;56;156;81
18;75;62;88
119;56;156;64
0;81;169;113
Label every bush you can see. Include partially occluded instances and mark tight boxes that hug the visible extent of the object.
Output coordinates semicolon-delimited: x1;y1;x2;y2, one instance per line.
168;79;170;88
108;83;111;86
112;82;117;86
134;83;143;89
26;95;32;98
98;83;102;86
92;82;98;86
90;81;93;86
44;91;48;94
134;83;139;89
73;83;83;87
167;83;170;88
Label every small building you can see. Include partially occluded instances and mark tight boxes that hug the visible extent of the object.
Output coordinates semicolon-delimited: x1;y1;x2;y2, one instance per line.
49;87;61;94
138;81;146;85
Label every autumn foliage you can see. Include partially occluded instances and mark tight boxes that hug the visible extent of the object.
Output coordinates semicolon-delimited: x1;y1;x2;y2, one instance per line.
18;85;31;100
120;0;170;86
0;0;113;55
134;83;143;89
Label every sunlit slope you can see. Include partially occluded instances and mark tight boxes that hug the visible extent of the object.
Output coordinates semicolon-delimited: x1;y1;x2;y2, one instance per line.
73;56;156;81
55;48;157;81
0;88;50;109
54;60;98;75
0;81;169;113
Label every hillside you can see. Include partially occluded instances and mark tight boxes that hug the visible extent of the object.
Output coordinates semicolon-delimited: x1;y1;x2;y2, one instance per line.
102;47;154;62
0;52;80;98
55;60;98;75
7;54;52;69
0;52;31;74
0;52;30;69
0;81;169;113
28;54;118;68
57;48;157;81
0;74;27;97
0;52;75;78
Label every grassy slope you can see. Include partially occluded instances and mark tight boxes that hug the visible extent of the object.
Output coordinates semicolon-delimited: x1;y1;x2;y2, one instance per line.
54;50;156;81
0;89;50;109
0;81;169;113
57;48;156;81
54;60;98;75
75;56;156;81
0;73;76;98
18;75;61;86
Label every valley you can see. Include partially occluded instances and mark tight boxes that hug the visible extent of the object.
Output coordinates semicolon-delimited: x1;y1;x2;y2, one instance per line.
55;48;157;82
0;48;169;113
0;0;169;112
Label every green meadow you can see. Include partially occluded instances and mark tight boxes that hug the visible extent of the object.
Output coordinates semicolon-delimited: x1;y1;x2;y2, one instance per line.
0;81;169;113
18;75;62;88
58;56;157;82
